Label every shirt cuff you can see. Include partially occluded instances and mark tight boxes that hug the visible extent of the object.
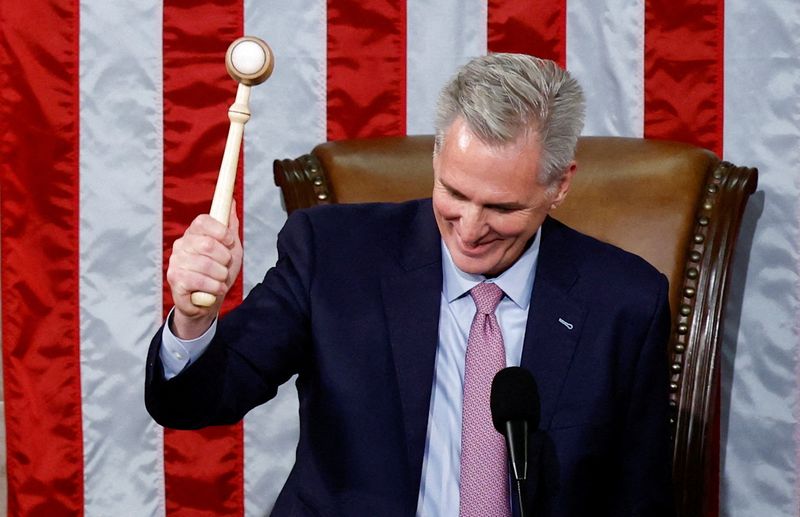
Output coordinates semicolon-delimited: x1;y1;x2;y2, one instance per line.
159;307;218;380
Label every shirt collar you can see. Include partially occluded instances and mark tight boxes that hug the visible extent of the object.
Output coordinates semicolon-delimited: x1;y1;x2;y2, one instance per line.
441;230;541;309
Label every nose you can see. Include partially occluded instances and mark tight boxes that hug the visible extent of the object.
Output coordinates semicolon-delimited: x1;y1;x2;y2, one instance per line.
457;205;486;245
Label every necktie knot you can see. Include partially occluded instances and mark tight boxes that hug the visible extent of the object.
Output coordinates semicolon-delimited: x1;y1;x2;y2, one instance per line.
470;282;504;314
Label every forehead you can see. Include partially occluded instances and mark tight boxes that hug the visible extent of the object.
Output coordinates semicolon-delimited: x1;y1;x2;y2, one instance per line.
435;118;543;194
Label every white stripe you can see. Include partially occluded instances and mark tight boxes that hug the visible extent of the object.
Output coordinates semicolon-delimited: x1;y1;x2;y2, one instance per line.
721;1;800;515
79;1;165;515
566;0;644;137
406;0;487;135
242;1;327;514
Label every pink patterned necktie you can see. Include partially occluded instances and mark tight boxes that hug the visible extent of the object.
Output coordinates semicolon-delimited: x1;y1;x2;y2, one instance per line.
459;282;510;517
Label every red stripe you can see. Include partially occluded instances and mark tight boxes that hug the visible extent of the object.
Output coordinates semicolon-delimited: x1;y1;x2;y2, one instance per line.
644;2;725;515
327;0;407;139
0;0;84;514
162;2;245;514
644;0;724;156
488;0;567;67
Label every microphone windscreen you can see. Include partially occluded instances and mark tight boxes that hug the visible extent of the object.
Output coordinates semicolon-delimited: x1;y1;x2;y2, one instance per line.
490;366;540;433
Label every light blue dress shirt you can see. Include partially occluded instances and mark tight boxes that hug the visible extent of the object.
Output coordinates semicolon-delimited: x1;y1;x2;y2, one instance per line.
160;232;541;516
415;233;540;516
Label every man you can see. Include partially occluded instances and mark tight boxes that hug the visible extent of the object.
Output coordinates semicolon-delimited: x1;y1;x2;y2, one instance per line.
146;54;673;516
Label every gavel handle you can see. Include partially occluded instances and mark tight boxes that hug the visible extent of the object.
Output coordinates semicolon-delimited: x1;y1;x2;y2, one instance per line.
190;83;252;308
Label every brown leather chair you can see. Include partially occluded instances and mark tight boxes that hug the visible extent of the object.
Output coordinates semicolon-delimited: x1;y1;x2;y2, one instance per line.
274;135;757;516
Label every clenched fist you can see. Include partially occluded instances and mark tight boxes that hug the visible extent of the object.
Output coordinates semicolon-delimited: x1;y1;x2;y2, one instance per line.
166;203;243;339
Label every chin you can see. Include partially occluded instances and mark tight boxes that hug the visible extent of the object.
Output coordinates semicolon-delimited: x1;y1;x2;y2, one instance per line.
452;255;497;276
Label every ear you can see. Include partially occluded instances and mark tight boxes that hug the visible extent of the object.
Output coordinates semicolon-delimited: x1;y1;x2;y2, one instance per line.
549;161;577;210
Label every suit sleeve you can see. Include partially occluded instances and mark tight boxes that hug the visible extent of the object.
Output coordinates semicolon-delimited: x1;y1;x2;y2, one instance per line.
615;274;674;516
144;210;316;429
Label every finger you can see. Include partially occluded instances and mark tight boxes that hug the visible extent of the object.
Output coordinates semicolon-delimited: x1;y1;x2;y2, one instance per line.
178;233;234;267
185;214;231;244
168;264;229;299
172;249;231;283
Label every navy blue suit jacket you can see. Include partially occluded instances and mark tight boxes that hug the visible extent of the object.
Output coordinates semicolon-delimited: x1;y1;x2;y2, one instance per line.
145;199;673;516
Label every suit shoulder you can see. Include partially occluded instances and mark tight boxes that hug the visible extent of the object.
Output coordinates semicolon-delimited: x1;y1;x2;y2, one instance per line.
291;199;424;232
544;217;668;310
281;199;430;263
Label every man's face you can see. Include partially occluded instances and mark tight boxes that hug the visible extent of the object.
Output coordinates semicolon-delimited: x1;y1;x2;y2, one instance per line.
432;117;574;276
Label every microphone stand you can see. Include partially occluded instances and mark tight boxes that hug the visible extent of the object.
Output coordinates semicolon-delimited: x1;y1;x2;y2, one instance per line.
514;478;527;517
505;420;529;517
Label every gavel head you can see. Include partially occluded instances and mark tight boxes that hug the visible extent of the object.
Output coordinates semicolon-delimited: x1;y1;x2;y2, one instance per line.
225;36;274;86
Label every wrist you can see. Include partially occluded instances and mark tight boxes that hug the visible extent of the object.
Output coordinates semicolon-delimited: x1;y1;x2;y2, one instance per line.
170;308;217;340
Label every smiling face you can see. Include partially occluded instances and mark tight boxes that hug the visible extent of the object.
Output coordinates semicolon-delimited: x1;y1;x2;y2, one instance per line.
432;117;575;276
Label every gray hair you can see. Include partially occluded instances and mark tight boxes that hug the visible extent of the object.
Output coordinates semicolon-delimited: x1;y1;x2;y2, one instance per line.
434;53;585;186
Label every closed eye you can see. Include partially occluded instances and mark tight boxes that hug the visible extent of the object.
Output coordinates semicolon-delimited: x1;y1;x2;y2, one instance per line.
487;204;522;213
444;185;467;201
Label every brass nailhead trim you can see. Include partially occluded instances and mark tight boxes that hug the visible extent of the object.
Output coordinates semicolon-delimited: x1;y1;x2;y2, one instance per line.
670;170;722;425
301;155;331;204
669;382;679;392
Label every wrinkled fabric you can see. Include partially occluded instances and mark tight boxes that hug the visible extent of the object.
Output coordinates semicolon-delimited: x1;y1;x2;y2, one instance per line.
1;0;83;514
78;1;165;515
407;0;486;135
1;1;798;516
489;0;566;64
644;0;724;155
721;0;800;515
326;0;407;139
161;0;246;514
568;0;646;137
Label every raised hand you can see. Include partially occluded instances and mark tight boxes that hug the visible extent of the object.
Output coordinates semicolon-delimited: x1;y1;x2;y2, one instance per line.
167;203;242;339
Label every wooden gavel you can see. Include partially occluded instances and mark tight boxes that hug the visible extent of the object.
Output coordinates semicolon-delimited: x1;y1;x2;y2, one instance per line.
191;36;274;308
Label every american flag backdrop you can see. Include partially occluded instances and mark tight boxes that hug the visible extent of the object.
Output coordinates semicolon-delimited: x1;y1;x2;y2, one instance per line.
1;0;798;515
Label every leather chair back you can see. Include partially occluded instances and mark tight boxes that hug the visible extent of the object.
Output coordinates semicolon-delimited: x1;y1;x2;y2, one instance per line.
274;135;757;516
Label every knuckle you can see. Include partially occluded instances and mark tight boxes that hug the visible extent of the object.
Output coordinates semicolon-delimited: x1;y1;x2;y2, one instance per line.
222;249;233;267
198;236;215;253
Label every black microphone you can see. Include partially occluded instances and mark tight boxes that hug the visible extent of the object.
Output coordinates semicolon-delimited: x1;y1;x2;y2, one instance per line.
491;366;540;516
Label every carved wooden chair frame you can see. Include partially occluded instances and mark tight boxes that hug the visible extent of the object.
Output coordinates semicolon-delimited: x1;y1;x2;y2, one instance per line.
274;135;757;516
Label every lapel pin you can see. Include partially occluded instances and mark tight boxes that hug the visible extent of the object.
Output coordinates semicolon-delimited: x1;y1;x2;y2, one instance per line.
558;318;574;330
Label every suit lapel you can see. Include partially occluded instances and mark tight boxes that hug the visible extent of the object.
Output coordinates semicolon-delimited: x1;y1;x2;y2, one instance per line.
520;217;586;429
381;199;442;498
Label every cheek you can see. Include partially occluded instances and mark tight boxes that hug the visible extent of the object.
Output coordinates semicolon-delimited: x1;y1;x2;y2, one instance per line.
432;195;461;221
489;214;539;239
